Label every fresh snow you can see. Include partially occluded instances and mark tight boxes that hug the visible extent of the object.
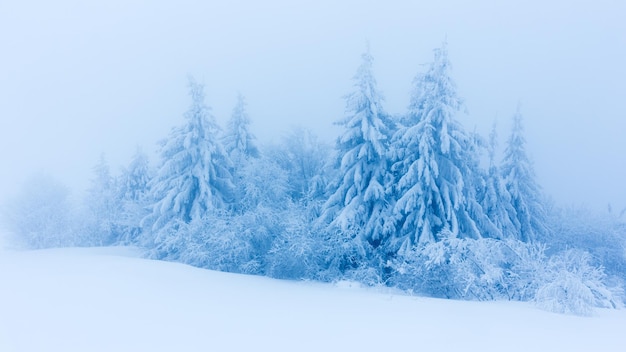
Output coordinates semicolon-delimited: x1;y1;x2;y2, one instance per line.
1;245;625;352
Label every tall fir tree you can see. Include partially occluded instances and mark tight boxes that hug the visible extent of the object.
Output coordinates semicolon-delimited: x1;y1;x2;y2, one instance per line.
142;78;234;242
389;42;486;252
222;93;259;163
321;46;394;247
481;122;519;238
501;106;547;242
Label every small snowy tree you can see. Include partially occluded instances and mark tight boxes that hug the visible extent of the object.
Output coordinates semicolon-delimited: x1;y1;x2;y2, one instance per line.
142;78;234;255
481;122;519;238
222;93;260;214
118;147;151;203
501;106;547;242
389;42;487;252
117;147;152;244
83;154;121;245
222;93;259;164
321;46;394;248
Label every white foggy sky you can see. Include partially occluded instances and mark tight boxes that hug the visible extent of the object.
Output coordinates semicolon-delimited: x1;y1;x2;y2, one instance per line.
1;0;625;210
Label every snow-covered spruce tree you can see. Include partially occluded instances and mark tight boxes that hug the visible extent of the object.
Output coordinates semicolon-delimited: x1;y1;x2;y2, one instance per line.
222;93;262;214
222;93;259;164
141;78;234;258
321;46;394;249
116;147;152;244
83;154;121;245
501;106;547;242
481;122;519;238
118;147;151;203
389;42;489;252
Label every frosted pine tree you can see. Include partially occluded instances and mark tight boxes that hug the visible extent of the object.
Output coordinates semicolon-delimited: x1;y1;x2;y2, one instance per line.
222;94;260;214
222;93;259;163
142;78;234;252
321;47;394;247
118;147;151;202
390;42;485;252
501;106;547;242
117;147;152;244
84;154;121;245
481;123;519;238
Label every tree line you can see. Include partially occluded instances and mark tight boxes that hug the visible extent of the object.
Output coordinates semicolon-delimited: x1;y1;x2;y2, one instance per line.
4;42;625;315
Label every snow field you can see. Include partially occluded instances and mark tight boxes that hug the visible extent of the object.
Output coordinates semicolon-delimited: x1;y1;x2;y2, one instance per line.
1;246;625;352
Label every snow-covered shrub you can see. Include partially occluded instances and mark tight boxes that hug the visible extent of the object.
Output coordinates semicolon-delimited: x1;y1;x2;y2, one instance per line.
342;263;385;287
501;239;547;301
186;213;263;275
187;207;282;274
2;173;78;249
543;206;626;279
534;249;621;316
312;224;382;284
236;156;290;213
266;127;331;203
388;238;552;301
388;237;512;300
265;208;322;280
144;218;188;261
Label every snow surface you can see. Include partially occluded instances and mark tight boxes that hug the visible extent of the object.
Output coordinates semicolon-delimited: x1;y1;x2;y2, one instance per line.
1;243;625;352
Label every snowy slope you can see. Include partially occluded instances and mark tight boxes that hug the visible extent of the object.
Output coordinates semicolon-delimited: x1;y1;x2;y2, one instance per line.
1;245;625;352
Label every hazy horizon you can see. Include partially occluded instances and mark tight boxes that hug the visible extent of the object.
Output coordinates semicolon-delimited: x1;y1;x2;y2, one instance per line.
1;0;625;211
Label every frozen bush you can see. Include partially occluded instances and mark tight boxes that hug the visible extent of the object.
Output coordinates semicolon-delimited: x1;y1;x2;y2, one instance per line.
388;237;509;300
534;249;621;316
265;210;321;280
2;173;77;249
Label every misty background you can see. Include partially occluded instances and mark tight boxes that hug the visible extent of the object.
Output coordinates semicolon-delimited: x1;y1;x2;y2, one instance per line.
1;0;624;210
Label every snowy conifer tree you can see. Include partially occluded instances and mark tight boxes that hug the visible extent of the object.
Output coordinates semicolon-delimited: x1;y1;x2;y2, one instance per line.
117;147;152;243
501;106;547;242
389;42;486;251
142;78;234;244
222;93;259;163
118;147;151;203
84;154;121;245
321;47;394;247
481;123;519;238
222;94;260;214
